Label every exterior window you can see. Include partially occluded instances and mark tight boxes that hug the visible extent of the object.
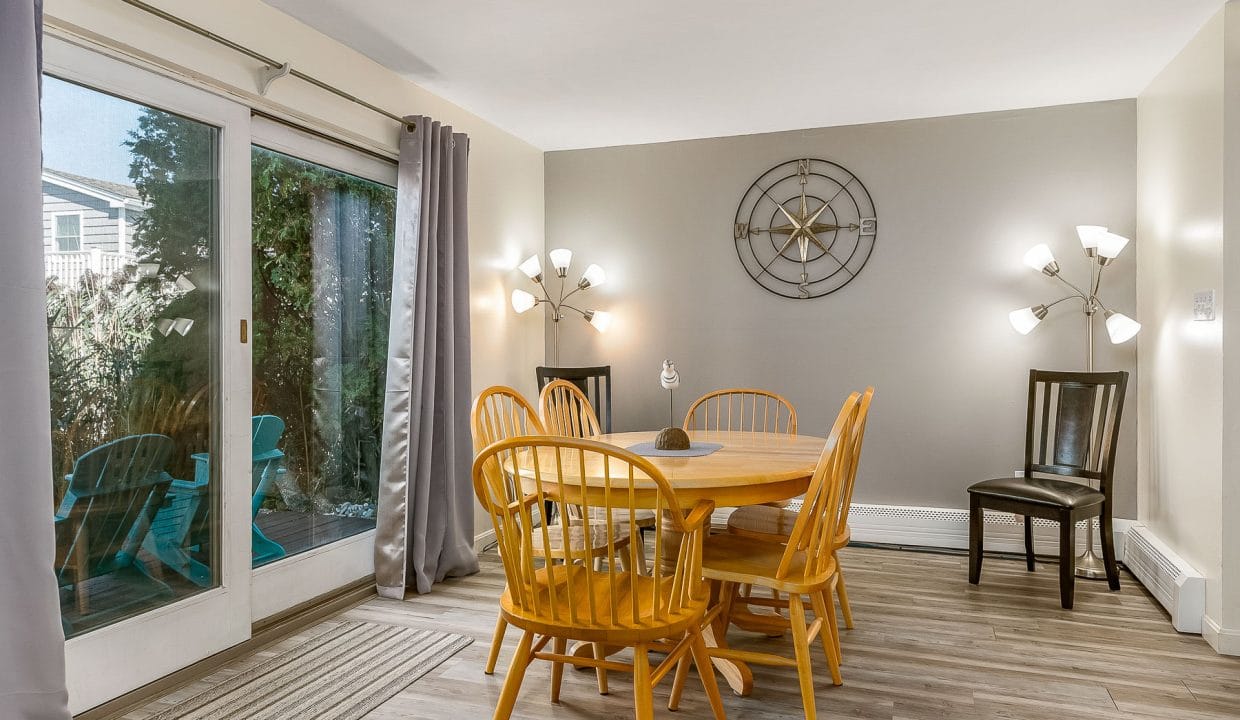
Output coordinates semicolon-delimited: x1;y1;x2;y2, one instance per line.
250;145;394;564
43;75;220;638
53;213;82;251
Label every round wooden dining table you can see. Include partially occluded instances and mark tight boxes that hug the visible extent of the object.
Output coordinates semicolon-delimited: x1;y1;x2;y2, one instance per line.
583;429;826;507
554;429;827;696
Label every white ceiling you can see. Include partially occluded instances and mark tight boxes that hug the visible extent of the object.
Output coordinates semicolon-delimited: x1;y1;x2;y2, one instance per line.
265;0;1222;151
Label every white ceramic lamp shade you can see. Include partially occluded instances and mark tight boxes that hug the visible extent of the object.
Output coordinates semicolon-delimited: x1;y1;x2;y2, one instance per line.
1105;311;1141;343
1096;232;1130;260
518;254;542;279
548;248;573;276
587;310;612;333
1076;225;1107;251
511;288;537;313
1008;305;1047;335
1022;244;1058;274
580;263;606;289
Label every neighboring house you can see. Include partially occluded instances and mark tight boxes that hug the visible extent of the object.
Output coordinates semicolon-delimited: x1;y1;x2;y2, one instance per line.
42;168;147;285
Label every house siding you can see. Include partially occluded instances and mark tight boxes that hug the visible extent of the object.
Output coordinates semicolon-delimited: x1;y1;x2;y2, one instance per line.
41;181;141;254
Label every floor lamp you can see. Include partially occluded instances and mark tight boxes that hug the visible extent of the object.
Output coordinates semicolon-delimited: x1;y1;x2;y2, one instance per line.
510;249;612;365
1008;225;1140;579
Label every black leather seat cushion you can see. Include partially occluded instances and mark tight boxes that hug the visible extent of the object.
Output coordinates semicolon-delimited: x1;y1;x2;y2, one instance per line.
968;477;1104;509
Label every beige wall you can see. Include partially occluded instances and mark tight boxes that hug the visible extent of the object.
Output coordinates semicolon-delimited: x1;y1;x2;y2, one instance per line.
1136;9;1226;631
43;0;546;536
546;101;1139;516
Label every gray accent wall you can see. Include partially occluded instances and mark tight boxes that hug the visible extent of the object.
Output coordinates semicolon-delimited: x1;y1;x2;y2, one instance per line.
545;100;1139;517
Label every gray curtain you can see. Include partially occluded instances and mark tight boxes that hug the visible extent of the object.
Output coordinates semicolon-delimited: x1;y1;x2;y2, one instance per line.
375;116;478;596
0;0;72;717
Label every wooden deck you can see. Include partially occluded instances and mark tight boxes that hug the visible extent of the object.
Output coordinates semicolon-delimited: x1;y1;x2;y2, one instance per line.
121;545;1240;720
61;511;374;637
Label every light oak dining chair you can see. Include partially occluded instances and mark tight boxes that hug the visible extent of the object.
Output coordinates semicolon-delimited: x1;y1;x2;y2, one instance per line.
539;378;656;574
725;387;875;630
473;435;725;720
690;393;860;720
683;387;798;436
472;386;632;677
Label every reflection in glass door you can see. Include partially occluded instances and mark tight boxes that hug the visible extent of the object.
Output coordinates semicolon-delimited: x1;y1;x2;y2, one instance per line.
44;76;220;638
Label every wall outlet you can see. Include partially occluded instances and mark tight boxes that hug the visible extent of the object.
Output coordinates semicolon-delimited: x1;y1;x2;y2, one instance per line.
1194;290;1216;321
1014;469;1025;478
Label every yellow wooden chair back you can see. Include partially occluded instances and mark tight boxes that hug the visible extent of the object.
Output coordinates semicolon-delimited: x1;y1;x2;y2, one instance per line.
472;435;714;630
538;379;602;439
472;385;545;451
683;388;797;435
835;387;875;538
775;392;860;584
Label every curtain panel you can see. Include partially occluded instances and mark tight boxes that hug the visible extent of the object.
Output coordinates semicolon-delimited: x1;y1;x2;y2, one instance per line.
0;0;72;717
375;116;478;597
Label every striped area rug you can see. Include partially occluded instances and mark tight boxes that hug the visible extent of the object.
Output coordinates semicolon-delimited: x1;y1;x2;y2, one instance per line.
148;621;472;720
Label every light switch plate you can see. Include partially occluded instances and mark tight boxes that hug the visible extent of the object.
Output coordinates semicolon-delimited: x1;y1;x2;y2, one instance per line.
1194;290;1216;321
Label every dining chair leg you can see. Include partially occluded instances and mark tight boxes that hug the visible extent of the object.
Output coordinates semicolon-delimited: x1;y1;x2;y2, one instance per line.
635;529;649;575
668;639;692;711
633;643;654;720
689;627;727;720
1100;505;1121;591
493;629;534;720
1058;512;1076;610
1024;515;1036;571
550;635;567;704
968;496;984;585
835;562;855;630
788;593;818;719
485;615;507;674
592;642;609;695
810;590;843;686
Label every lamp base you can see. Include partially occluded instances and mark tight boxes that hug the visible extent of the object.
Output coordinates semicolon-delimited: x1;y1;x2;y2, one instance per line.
1074;547;1110;579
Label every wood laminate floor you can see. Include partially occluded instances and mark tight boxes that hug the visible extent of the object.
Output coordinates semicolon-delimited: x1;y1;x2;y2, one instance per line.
121;546;1240;719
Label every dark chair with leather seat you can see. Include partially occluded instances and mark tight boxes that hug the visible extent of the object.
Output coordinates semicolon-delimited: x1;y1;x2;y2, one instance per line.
535;365;612;433
967;369;1128;609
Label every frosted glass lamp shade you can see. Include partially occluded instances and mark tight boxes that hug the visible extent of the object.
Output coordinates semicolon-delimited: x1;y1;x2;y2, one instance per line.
518;254;542;279
511;289;537;313
586;310;612;333
548;248;573;276
1022;244;1058;274
1096;232;1130;259
1076;225;1108;250
579;263;606;289
1008;305;1048;335
1105;311;1141;343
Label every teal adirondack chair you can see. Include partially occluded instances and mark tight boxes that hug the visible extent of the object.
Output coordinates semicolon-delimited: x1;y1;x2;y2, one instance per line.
145;415;288;585
55;434;176;630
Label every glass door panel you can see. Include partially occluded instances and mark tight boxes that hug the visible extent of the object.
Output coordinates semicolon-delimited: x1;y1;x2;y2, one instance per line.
45;74;220;637
45;38;253;714
250;145;394;563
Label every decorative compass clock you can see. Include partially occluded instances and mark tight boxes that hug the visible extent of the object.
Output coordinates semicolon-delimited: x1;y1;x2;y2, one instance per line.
733;158;877;299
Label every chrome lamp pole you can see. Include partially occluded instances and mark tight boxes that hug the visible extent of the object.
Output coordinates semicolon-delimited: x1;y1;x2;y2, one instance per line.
511;249;612;365
1008;225;1141;579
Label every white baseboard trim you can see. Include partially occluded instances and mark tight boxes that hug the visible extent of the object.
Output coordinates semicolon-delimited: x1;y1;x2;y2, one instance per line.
798;502;1134;561
475;528;497;555
1203;615;1240;656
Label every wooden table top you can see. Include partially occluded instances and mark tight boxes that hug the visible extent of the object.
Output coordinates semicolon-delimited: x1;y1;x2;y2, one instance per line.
512;430;825;508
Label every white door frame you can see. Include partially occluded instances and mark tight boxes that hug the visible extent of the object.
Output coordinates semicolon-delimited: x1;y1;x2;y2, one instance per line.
45;37;254;714
247;117;391;621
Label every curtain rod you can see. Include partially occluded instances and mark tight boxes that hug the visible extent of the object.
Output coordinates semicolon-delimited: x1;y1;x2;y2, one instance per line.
119;0;414;131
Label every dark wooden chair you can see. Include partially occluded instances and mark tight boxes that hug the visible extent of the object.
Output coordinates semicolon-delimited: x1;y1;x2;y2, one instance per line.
967;369;1128;609
535;365;612;434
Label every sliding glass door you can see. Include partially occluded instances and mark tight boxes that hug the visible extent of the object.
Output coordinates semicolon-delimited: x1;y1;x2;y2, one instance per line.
45;38;253;714
248;118;395;619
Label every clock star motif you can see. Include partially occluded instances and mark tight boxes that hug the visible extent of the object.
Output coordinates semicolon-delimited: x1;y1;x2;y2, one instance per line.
733;158;877;299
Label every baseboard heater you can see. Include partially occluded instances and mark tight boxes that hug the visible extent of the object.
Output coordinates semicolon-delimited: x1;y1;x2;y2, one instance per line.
731;502;1135;560
1122;523;1205;633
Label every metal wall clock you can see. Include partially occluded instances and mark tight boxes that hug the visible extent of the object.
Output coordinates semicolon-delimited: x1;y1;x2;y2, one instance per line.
734;158;877;299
